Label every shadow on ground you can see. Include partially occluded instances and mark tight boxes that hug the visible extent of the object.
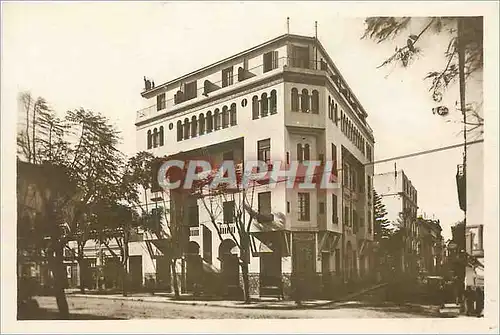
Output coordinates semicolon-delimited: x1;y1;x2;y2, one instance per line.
18;308;125;320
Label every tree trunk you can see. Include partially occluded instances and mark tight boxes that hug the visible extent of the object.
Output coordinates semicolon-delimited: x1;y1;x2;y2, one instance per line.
50;242;70;319
241;261;250;303
77;256;86;294
171;258;180;299
122;240;129;297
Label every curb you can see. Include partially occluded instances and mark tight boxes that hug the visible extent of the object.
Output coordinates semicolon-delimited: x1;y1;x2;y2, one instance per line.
66;282;390;311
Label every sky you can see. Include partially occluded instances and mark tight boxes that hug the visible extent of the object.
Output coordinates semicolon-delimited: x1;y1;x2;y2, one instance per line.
1;2;490;240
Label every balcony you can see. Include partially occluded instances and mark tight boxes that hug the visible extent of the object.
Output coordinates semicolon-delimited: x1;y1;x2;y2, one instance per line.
189;227;200;237
136;57;289;123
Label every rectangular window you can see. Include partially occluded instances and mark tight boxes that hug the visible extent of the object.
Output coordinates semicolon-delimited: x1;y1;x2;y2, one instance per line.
157;93;166;111
332;194;338;224
258;192;272;215
222;67;233;88
298;192;310;221
331;144;337;175
223;201;235;224
287;201;290;213
187;205;199;227
366;144;372;162
292;46;310;69
344;206;350;226
184;80;197;100
319;202;325;214
257;138;271;164
343;162;350;187
263;51;279;73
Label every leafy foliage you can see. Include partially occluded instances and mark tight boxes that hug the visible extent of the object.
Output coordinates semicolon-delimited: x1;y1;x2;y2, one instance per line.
362;16;484;133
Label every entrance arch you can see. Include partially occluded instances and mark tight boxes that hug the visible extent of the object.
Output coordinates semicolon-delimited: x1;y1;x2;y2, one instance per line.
186;241;202;293
218;239;240;297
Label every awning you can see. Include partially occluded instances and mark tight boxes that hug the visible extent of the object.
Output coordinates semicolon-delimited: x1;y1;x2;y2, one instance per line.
250;230;291;257
318;231;340;253
145;239;172;258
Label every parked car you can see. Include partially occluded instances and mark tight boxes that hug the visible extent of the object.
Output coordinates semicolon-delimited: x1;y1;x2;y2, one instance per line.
418;275;445;304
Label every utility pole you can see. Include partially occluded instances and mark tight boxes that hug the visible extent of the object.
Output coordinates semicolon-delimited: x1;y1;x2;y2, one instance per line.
457;16;467;309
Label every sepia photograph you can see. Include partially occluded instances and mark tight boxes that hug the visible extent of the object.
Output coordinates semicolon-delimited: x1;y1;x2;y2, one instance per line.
1;1;498;333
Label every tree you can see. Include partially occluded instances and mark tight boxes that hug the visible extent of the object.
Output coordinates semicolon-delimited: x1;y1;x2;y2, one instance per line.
373;189;392;241
193;166;283;303
124;152;182;299
362;17;484;133
17;93;125;317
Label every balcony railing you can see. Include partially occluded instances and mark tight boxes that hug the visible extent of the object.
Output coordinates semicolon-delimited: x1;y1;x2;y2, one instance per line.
189;227;200;237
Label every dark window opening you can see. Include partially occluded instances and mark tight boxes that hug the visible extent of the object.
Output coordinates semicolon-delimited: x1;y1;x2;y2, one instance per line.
257;138;271;164
261;93;269;117
206;111;213;133
332;194;338;224
301;89;310;112
147;130;152;149
222;67;233;88
258;192;272;215
311;90;319;114
223;201;235;224
263;51;279;73
319;202;325;214
291;88;299;112
199;114;205;135
159;126;164;146
230;103;237;126
252;95;259;120
184;80;197;101
270;90;277;114
222;106;229;128
157;93;166;111
176;121;183;141
298;192;310;221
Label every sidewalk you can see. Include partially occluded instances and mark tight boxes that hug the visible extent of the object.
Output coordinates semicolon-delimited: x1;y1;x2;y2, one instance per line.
65;282;391;311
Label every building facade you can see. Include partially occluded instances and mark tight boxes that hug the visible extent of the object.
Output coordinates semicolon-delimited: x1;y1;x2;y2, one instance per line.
373;169;419;274
126;34;376;299
416;216;444;275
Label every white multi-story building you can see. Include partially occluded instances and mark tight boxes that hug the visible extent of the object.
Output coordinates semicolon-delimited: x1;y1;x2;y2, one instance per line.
373;169;419;274
133;34;375;299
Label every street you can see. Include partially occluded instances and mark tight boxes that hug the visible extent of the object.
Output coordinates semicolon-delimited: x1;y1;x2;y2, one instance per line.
33;295;436;319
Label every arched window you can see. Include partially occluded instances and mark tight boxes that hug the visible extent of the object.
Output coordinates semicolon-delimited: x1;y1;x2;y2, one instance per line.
252;95;259;120
301;89;309;112
213;108;220;130
191;116;197;137
153;128;158;148
291;88;299;112
206;111;213;133
147;130;152;149
328;96;332;119
177;121;183;141
270;90;277;114
183;118;190;139
304;144;310;161
199;113;205;135
159;126;164;146
261;93;268;117
230;103;237;126
311;90;319;114
222;106;229;128
297;143;303;163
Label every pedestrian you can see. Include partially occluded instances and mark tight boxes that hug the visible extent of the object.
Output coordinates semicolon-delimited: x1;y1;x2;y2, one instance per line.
465;286;474;316
475;287;484;317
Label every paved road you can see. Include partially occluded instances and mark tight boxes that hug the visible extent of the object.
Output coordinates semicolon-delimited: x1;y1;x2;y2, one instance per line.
34;296;433;319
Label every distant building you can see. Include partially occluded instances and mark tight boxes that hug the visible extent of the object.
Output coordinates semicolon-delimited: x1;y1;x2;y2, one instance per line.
373;169;418;274
416;216;444;275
